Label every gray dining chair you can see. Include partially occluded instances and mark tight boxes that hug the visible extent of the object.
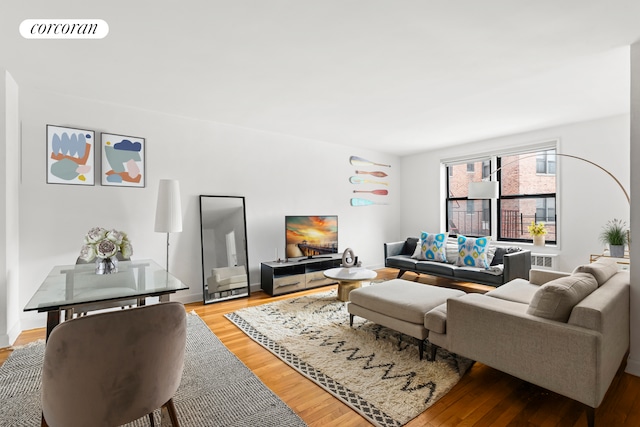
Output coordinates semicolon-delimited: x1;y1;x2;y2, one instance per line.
40;301;187;427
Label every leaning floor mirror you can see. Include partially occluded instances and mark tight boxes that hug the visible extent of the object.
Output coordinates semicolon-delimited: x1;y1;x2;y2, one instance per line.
199;195;250;304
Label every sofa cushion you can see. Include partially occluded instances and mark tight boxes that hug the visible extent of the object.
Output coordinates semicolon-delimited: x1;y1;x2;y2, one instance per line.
349;279;465;325
400;237;419;256
457;235;491;269
445;239;459;264
424;303;448;334
217;274;247;286
572;257;619;286
386;255;418;271
485;278;539;304
526;273;598;322
415;260;458;276
453;266;504;286
414;231;448;262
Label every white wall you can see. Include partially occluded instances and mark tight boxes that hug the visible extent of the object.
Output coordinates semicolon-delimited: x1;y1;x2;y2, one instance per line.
399;114;630;272
18;86;400;331
0;70;20;347
626;41;640;377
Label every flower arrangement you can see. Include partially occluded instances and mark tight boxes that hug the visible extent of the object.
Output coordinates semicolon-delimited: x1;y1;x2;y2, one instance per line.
79;227;133;262
527;221;547;237
599;218;628;246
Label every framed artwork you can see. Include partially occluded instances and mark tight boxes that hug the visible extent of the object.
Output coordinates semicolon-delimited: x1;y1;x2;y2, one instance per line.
101;133;145;187
46;125;95;185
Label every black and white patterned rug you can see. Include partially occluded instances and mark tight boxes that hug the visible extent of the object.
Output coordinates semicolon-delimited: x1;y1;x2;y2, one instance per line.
226;290;474;427
0;312;306;427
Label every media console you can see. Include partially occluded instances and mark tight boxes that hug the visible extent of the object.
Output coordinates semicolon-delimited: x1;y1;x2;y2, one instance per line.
261;254;342;296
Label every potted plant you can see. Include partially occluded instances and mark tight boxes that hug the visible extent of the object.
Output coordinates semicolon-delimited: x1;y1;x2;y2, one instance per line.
599;219;628;258
528;221;547;246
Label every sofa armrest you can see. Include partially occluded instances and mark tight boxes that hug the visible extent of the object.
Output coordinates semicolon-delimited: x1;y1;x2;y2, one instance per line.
384;241;406;259
502;250;531;282
447;294;605;408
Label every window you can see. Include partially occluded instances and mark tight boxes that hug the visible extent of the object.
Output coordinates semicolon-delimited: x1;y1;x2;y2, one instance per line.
444;145;557;244
536;198;556;223
482;160;491;179
536;150;556;174
446;160;491;237
498;148;557;243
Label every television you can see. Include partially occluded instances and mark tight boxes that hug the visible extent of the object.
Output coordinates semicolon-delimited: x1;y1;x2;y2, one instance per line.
285;215;338;260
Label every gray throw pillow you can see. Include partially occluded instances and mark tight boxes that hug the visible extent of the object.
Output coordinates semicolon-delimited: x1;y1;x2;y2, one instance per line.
401;237;419;256
527;273;598;322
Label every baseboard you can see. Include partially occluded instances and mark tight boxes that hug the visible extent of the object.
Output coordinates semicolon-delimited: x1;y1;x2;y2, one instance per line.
0;334;8;348
625;354;640;377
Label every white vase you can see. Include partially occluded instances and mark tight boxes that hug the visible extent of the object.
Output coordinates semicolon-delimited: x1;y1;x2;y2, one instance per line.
532;235;545;246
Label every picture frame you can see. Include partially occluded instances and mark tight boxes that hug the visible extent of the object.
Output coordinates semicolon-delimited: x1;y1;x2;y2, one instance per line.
100;133;146;187
46;125;96;185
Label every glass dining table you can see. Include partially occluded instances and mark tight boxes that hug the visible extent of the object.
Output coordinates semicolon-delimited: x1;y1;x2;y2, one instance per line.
24;259;189;340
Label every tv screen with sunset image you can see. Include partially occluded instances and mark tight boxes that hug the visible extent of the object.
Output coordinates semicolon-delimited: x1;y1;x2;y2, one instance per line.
285;215;338;259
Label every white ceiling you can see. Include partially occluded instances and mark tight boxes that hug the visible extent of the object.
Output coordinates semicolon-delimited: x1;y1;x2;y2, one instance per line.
2;1;639;156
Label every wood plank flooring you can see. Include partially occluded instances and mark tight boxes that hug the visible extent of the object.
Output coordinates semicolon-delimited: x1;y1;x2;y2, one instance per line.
3;268;640;426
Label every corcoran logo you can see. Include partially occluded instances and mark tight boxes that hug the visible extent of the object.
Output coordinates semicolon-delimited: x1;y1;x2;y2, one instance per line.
20;19;109;39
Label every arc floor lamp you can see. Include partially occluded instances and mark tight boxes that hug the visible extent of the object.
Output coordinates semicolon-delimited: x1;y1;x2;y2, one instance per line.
468;152;630;204
154;179;183;272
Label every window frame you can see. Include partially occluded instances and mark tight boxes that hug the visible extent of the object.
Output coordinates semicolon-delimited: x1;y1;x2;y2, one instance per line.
443;142;558;244
496;149;557;244
445;160;493;238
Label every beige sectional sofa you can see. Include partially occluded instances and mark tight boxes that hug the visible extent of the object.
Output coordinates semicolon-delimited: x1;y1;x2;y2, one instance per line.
426;257;629;427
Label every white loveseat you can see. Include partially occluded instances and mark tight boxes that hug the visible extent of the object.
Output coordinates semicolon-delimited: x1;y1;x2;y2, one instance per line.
206;266;248;298
425;257;629;427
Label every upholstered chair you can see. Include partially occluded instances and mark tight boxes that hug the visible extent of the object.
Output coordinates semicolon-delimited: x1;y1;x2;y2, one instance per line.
41;301;187;427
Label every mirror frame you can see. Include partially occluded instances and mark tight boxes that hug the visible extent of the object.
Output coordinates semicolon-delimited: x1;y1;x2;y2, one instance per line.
199;195;250;304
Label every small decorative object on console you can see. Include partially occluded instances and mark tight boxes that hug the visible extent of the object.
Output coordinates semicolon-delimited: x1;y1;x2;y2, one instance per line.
78;227;133;274
341;248;356;267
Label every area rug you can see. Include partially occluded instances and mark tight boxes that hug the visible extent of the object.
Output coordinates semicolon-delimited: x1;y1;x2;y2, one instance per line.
225;290;474;427
0;312;306;427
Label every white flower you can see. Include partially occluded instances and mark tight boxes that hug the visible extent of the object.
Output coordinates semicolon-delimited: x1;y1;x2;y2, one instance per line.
96;239;117;259
79;227;133;261
106;229;125;245
78;244;96;262
85;227;107;244
120;240;133;259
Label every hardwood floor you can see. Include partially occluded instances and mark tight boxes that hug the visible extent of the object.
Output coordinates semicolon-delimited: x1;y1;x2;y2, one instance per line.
3;268;640;426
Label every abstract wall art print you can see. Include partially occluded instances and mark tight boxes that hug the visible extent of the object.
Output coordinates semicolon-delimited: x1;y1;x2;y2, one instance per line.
46;125;96;185
101;133;145;188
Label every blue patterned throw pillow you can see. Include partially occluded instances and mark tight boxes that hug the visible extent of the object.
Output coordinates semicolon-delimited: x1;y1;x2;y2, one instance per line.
457;235;491;269
417;231;448;262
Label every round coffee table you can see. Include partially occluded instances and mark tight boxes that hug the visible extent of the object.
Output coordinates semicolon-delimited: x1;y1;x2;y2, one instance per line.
323;267;377;302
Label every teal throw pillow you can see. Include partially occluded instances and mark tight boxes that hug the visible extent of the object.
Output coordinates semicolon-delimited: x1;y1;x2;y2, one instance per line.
457;235;491;269
418;231;448;262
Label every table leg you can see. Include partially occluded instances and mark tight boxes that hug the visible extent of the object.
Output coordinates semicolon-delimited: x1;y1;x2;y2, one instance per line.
159;294;170;303
337;281;362;302
46;311;61;342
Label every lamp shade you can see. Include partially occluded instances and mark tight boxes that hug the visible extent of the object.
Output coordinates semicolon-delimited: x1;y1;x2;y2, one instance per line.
468;181;499;199
154;179;183;233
